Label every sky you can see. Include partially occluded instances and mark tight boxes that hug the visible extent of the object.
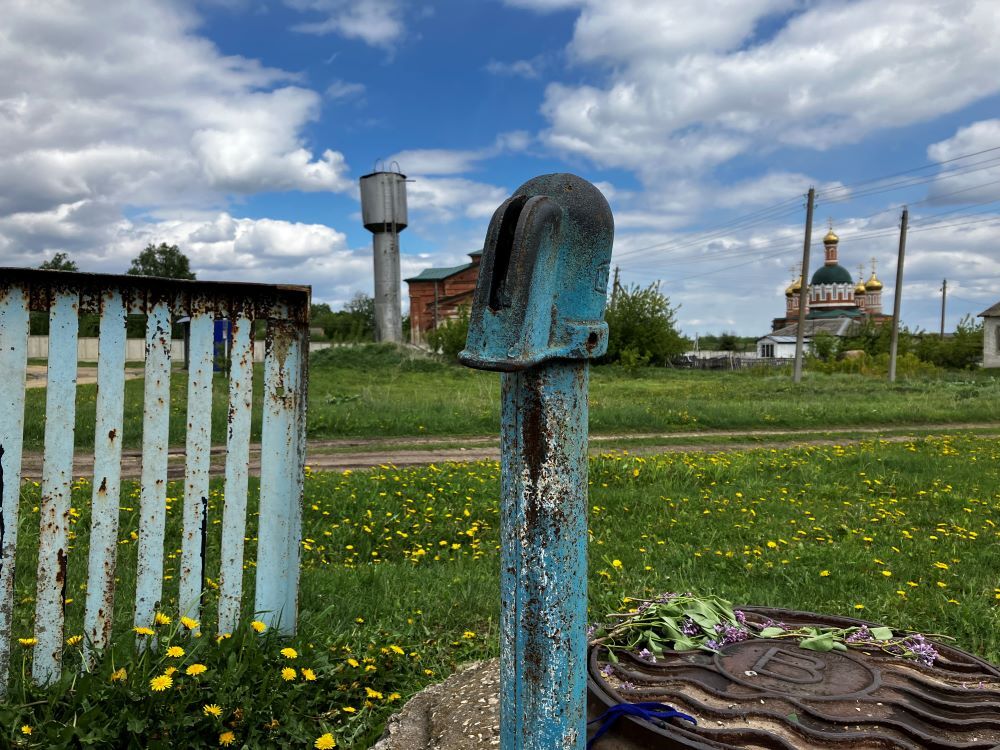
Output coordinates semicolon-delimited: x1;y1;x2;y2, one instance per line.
2;0;1000;336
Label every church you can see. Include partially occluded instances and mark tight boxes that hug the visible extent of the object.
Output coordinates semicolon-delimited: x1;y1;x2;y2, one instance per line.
758;227;890;358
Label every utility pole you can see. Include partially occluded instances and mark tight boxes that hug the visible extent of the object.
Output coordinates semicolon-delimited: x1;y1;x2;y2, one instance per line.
792;187;815;383
887;207;908;383
940;279;947;338
610;266;621;305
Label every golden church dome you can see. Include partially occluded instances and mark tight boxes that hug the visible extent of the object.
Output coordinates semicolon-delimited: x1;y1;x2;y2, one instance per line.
785;276;802;297
855;280;867;295
823;228;839;244
865;273;883;291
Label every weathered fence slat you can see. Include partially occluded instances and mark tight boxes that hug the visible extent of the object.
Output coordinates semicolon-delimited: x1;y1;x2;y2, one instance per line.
0;286;30;695
217;311;254;635
33;291;80;684
179;311;214;624
0;267;309;686
83;290;127;660
134;301;172;634
254;319;306;634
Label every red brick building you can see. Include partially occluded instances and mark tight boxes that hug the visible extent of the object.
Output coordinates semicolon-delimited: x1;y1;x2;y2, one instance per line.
405;250;481;343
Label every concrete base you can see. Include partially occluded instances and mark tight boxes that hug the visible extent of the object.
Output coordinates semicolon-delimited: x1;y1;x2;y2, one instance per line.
373;659;646;750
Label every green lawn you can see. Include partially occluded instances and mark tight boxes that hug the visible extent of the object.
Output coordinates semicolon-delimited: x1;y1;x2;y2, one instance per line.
19;344;1000;451
4;434;1000;747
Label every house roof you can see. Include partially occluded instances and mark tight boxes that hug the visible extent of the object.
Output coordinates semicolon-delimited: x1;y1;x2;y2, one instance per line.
404;249;483;283
404;262;473;283
979;301;1000;317
762;316;857;342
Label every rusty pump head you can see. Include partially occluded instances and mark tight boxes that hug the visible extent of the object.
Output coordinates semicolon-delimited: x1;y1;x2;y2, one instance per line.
459;173;614;372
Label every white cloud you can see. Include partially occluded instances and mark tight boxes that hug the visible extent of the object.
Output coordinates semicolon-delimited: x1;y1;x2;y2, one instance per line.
407;178;509;222
531;1;1000;179
388;132;532;176
325;79;366;100
286;0;405;47
485;58;543;79
0;1;354;275
926;120;1000;204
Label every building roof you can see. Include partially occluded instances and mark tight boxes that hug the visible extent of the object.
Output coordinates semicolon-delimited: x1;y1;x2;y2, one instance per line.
811;263;853;285
404;249;482;283
762;317;857;342
404;262;473;283
979;301;1000;317
807;308;865;319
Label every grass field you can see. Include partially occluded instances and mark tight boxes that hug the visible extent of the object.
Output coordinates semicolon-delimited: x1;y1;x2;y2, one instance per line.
19;344;1000;451
4;433;1000;747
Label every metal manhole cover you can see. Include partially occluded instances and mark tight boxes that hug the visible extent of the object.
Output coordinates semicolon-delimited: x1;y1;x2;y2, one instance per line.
588;606;1000;749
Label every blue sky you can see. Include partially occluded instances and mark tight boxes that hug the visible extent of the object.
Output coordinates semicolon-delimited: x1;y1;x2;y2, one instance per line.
2;0;999;335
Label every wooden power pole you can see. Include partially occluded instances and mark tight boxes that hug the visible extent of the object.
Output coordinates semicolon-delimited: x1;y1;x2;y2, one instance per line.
887;207;908;383
792;187;815;383
940;279;947;338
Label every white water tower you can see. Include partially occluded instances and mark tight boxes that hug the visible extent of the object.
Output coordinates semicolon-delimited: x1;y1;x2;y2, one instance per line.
359;163;407;343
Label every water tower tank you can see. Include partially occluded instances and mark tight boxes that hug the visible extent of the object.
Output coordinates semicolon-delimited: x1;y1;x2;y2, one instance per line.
360;170;408;232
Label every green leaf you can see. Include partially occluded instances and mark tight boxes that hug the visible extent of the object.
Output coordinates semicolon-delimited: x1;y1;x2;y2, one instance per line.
799;633;836;652
607;649;619;664
760;627;785;638
871;627;894;641
832;641;848;651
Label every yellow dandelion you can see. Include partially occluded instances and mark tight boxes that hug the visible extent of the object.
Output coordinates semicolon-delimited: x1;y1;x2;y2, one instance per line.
854;604;865;611
314;733;337;749
110;667;127;683
186;663;208;676
388;692;401;701
611;559;622;569
933;561;949;570
18;638;37;647
365;687;383;699
390;645;404;655
251;620;267;633
21;725;32;735
203;704;223;718
342;706;357;714
164;666;178;676
216;633;231;644
180;617;199;630
346;658;360;668
133;626;154;636
166;646;185;658
302;668;317;681
280;647;298;659
819;570;830;577
462;631;476;639
150;674;173;692
219;730;236;746
66;635;83;646
881;570;892;577
281;667;296;681
154;613;171;625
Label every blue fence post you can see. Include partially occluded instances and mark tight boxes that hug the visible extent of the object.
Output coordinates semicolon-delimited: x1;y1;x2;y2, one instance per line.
460;174;614;750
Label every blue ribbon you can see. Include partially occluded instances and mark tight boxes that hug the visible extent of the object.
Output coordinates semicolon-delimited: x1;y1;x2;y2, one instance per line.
587;702;697;749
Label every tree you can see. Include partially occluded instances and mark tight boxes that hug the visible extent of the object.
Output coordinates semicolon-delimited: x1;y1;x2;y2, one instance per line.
322;293;375;342
603;282;685;366
426;306;470;361
127;243;195;279
39;252;78;272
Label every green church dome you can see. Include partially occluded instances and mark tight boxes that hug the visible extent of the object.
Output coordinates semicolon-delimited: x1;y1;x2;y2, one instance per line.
811;264;853;285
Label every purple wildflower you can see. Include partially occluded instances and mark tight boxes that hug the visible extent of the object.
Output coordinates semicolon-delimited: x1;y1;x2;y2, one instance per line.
586;625;597;639
903;634;938;667
705;639;721;651
713;622;751;647
846;625;873;643
621;681;636;690
734;610;747;626
679;617;700;637
637;648;657;663
600;664;614;678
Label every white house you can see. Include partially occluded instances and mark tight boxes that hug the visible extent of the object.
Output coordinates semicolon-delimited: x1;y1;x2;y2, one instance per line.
979;302;1000;368
756;318;856;359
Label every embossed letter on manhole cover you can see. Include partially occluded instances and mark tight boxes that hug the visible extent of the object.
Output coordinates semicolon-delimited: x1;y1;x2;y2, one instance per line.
716;640;879;698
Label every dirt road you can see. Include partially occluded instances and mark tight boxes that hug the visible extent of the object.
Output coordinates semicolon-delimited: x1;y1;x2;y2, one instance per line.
15;423;1000;481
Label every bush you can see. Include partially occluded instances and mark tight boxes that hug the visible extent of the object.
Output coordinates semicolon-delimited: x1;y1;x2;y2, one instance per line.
425;307;470;362
604;282;685;366
914;316;983;369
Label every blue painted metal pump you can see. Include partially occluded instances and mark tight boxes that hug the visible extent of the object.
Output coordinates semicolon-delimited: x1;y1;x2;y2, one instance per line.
460;173;614;749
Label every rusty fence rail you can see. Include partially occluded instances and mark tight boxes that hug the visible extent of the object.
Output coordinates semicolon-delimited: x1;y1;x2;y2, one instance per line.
0;268;309;691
